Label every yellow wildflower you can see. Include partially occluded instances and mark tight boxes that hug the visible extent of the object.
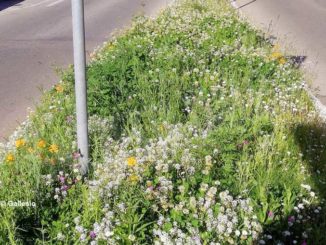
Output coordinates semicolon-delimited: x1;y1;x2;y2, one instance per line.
146;181;153;187
270;51;283;60
37;139;46;149
28;147;34;153
15;138;26;148
49;144;59;154
6;153;15;163
159;124;165;133
279;57;287;65
129;174;139;182
105;42;115;51
270;43;286;63
55;84;64;93
127;157;137;167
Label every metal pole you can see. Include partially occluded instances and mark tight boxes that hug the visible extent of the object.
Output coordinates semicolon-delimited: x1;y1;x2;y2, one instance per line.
71;0;89;175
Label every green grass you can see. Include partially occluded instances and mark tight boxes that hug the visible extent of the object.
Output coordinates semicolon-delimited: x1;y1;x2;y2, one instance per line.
0;0;325;244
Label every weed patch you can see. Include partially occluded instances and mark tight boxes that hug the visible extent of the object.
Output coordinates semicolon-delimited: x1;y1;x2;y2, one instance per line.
0;0;325;244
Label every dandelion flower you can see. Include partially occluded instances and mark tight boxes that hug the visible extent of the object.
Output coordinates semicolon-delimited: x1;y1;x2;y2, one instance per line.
127;157;137;167
6;153;15;163
15;138;26;148
49;144;59;153
159;124;165;133
55;84;64;93
129;174;139;182
37;139;46;149
279;57;286;65
270;51;283;60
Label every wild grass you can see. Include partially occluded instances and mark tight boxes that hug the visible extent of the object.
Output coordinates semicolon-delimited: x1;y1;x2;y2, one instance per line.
0;0;325;244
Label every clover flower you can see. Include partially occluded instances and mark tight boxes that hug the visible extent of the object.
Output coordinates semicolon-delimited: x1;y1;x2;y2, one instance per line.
89;231;96;239
267;210;274;218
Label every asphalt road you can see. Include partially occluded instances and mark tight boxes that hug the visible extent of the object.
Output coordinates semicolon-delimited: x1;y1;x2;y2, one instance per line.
236;0;326;104
0;0;170;141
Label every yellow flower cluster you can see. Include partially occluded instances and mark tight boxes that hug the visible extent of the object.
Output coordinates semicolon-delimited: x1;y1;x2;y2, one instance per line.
129;174;139;182
269;44;287;65
4;138;60;165
6;153;15;163
37;139;46;149
37;139;58;153
15;138;26;148
49;144;59;154
126;157;139;183
127;157;137;167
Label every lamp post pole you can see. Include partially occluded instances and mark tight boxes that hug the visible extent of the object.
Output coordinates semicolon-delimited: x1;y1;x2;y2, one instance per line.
71;0;89;175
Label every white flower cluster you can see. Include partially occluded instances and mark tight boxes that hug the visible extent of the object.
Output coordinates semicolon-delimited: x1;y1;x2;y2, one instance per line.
209;191;261;242
153;189;262;244
153;226;201;245
90;210;117;244
88;115;113;136
88;123;206;200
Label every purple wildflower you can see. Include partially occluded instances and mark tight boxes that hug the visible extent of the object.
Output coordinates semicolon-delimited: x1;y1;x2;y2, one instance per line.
73;152;81;160
89;231;96;239
288;216;295;223
61;185;69;191
59;176;65;184
243;140;249;145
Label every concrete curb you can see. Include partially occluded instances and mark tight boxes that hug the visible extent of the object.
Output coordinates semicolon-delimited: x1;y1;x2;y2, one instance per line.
307;90;326;120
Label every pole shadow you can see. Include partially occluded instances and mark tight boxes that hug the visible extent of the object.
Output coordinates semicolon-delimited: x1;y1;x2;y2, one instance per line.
287;55;307;68
259;122;326;244
0;0;24;12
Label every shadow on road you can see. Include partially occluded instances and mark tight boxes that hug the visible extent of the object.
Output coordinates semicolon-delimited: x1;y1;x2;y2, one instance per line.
0;0;24;12
288;55;307;68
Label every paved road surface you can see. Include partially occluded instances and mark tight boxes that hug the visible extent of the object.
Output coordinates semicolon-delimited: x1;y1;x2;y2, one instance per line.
236;0;326;104
0;0;170;141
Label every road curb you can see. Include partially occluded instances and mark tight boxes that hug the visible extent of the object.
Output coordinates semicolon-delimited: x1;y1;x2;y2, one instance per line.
307;90;326;121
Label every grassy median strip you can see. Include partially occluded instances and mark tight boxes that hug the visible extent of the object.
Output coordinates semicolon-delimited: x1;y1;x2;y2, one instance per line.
0;0;325;244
